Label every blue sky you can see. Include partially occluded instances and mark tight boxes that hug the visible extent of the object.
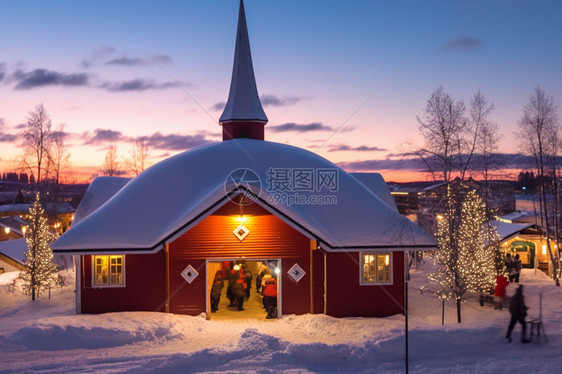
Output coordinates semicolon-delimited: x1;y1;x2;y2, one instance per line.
1;0;561;182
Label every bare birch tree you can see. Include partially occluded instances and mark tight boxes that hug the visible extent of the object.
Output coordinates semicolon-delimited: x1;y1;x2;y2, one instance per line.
516;86;560;286
49;124;71;184
415;86;467;183
20;104;52;184
471;91;502;216
124;139;149;176
102;144;120;177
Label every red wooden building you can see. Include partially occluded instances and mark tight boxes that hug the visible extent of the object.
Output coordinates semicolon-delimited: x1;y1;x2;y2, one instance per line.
53;0;436;319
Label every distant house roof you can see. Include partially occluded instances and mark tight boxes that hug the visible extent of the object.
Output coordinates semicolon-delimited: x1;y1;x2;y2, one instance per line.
499;211;538;224
0;204;31;215
54;139;436;253
350;173;398;211
0;202;75;215
490;220;535;241
0;216;27;237
0;238;27;266
72;177;131;226
43;202;76;215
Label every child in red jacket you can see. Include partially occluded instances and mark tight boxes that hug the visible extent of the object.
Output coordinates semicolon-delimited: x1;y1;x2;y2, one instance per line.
494;274;509;310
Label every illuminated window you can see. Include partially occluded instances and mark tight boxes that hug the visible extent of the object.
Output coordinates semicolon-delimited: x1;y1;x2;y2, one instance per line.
361;252;392;285
93;255;125;287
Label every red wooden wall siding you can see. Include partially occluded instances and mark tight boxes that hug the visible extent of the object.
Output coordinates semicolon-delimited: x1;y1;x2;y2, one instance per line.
312;248;326;313
325;251;405;318
81;252;166;314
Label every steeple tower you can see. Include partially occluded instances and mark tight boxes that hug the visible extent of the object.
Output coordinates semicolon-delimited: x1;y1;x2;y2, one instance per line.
220;0;268;141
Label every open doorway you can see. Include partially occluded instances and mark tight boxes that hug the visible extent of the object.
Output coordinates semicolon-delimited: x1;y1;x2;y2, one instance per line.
207;259;281;320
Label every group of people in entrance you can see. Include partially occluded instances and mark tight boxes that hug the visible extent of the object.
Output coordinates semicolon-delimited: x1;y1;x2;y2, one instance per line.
210;261;278;319
492;252;531;344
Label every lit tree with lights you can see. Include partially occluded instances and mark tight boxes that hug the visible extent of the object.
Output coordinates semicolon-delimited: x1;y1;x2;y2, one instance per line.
458;190;496;295
486;222;505;276
19;193;58;300
430;188;496;323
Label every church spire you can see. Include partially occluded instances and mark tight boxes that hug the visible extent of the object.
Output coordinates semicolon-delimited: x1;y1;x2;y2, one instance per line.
220;0;268;141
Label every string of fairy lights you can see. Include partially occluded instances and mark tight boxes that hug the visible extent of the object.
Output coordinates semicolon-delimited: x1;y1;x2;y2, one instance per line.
19;193;58;299
429;188;500;302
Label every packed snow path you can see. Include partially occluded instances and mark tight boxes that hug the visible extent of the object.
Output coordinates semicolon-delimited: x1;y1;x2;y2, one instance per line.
1;267;561;373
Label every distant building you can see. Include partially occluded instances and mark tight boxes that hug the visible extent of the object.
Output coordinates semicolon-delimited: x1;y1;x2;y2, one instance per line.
389;179;516;231
494;218;555;275
0;239;27;273
0;202;75;235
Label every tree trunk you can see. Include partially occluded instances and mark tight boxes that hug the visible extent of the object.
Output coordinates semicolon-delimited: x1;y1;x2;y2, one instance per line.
456;299;461;323
539;156;560;286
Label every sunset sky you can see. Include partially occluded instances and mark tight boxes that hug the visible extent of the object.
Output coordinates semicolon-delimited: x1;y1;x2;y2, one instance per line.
1;0;561;183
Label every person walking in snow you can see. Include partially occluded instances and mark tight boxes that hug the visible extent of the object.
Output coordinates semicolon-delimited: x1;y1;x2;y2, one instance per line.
513;254;522;283
506;285;530;343
493;274;509;310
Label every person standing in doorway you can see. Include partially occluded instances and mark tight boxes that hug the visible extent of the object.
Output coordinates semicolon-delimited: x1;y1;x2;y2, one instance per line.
505;253;515;282
263;276;278;319
210;277;223;313
233;275;247;311
227;264;239;307
244;267;253;300
514;254;522;283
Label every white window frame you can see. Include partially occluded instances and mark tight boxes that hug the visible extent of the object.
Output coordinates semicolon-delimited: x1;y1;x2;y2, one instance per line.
92;255;126;288
360;252;393;286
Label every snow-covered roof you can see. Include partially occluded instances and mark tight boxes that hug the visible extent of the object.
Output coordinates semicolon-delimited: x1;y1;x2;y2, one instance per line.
490;220;534;241
72;177;131;226
53;139;436;253
0;216;27;236
0;202;75;215
219;0;267;124
498;211;540;225
0;238;27;265
0;204;31;214
43;202;76;215
350;173;398;211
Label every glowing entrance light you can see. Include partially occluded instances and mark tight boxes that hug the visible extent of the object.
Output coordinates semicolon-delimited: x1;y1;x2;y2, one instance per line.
4;227;10;234
234;215;249;224
542;245;547;256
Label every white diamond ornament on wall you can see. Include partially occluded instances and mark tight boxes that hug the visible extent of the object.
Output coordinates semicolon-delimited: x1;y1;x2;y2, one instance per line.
233;224;250;241
288;263;306;283
180;264;199;284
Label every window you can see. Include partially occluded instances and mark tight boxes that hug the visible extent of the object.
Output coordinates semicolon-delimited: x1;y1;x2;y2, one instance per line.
93;255;125;287
361;252;392;285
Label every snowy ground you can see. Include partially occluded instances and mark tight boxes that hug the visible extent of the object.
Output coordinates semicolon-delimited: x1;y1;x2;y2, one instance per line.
1;266;561;374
